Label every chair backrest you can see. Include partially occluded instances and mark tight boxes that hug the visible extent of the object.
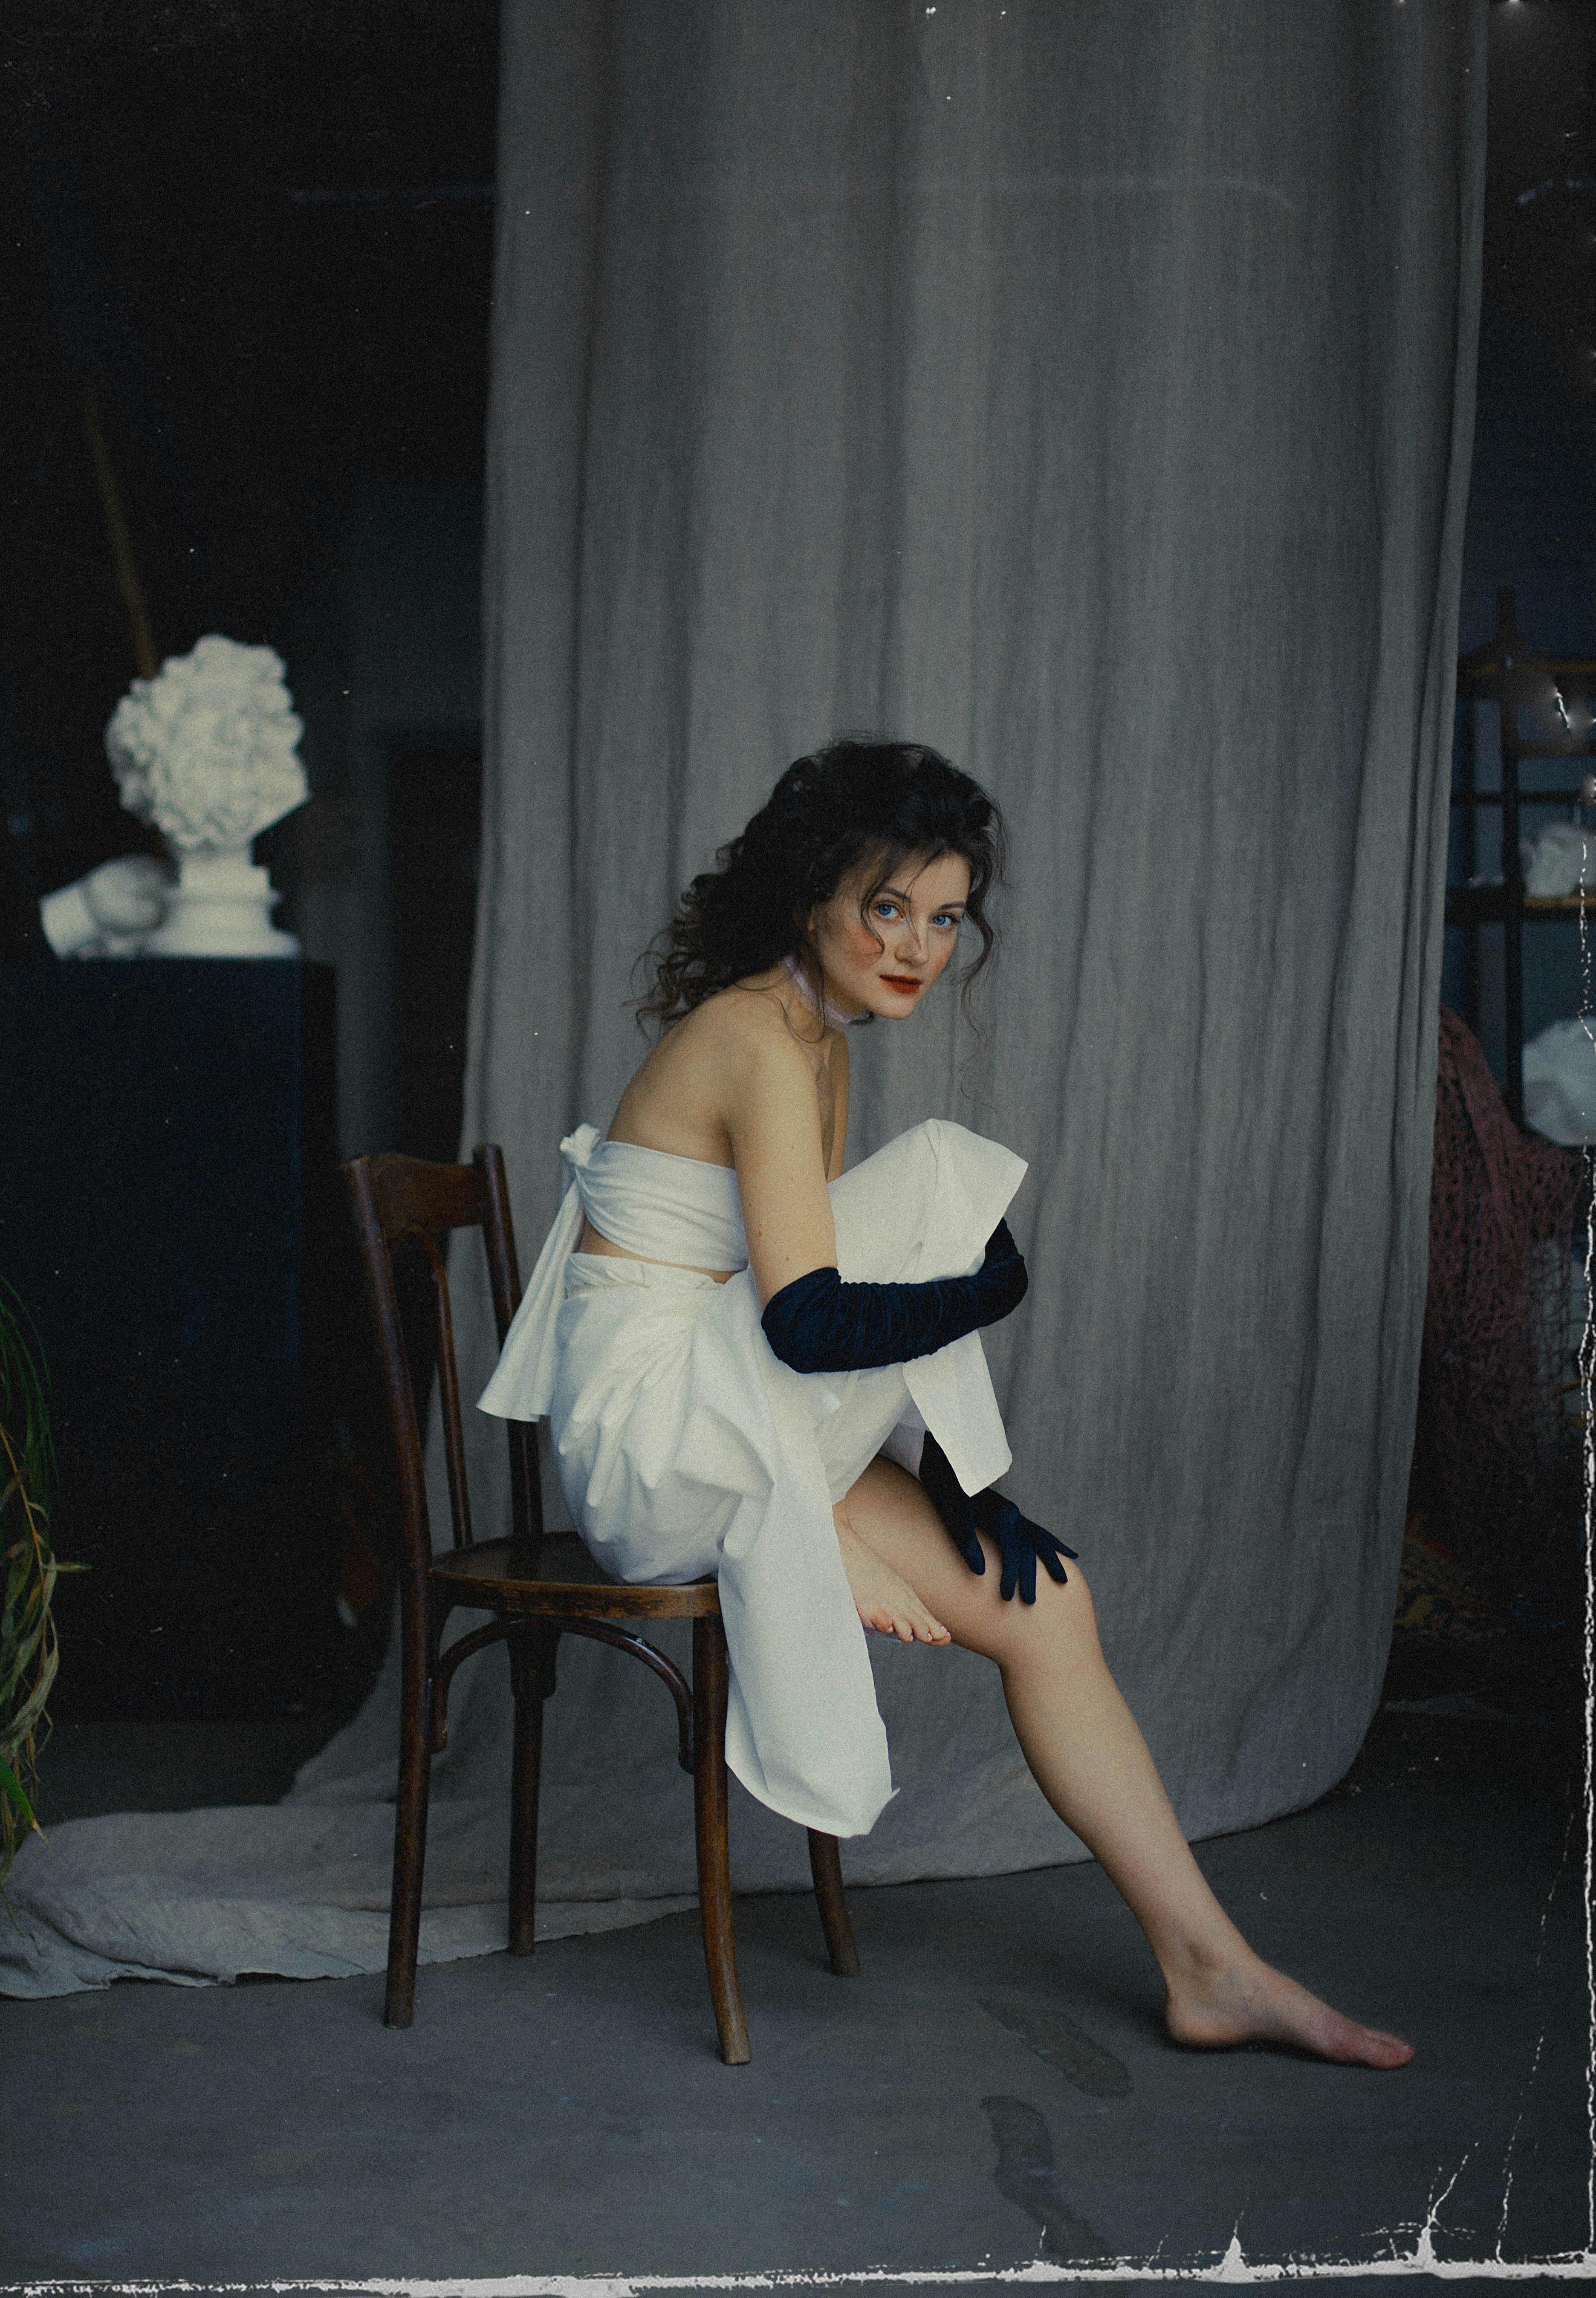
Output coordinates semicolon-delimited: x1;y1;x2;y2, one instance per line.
341;1145;544;1581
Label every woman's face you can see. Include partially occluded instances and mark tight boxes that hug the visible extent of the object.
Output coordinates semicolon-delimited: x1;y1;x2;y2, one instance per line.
807;849;973;1020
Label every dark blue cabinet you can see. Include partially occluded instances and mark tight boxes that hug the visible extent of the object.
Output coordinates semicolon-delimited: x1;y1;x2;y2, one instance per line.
0;959;341;1717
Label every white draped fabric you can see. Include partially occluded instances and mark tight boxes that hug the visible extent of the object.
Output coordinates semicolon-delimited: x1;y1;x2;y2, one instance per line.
480;1119;1026;1836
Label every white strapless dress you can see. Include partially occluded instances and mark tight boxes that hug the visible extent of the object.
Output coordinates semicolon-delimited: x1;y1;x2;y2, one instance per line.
478;1119;1025;1838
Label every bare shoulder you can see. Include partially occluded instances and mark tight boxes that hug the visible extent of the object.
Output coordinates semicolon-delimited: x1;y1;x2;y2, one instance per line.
695;983;828;1072
687;987;832;1122
609;983;825;1162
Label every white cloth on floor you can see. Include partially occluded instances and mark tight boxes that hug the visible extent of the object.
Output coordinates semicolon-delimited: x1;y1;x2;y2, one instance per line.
478;1118;1026;1838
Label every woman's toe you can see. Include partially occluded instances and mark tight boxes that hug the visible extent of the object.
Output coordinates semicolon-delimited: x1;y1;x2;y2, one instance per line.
1365;2030;1415;2067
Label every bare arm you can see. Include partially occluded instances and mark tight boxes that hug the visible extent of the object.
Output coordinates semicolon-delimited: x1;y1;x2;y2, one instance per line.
827;1033;850;1183
725;1029;839;1307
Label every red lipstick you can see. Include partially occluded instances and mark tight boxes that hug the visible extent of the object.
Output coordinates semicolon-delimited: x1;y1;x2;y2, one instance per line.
880;974;922;993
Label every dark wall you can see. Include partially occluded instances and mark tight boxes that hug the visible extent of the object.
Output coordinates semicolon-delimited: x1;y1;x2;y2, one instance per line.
0;0;497;948
1445;5;1595;1071
0;3;499;1714
1459;2;1596;657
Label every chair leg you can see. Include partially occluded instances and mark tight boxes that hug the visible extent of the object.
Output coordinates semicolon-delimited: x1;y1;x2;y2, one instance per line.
507;1622;558;1957
385;1607;437;2029
692;1613;751;2066
806;1830;861;1977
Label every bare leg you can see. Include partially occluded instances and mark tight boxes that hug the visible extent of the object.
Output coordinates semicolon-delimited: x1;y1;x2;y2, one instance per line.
840;1455;1413;2070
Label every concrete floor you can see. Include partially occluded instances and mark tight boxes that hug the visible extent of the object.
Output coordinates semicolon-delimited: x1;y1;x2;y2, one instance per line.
2;1663;1589;2294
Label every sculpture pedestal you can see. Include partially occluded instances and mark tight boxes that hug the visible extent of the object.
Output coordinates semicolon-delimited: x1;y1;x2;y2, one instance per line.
145;847;299;957
0;960;342;1717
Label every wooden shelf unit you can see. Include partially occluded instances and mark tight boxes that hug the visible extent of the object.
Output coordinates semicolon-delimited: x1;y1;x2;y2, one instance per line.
1446;585;1596;1126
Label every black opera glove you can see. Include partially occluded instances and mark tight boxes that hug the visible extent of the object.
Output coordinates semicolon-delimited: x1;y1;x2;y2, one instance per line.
917;1429;1078;1605
760;1219;1028;1376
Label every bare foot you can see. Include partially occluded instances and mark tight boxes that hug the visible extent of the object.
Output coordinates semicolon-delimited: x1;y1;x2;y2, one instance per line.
1165;1952;1414;2070
836;1525;951;1644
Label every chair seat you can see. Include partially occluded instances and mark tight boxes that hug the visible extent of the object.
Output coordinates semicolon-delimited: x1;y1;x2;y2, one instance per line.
431;1534;721;1619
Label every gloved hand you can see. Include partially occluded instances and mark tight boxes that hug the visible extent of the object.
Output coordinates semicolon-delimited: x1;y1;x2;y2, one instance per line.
917;1430;1077;1604
761;1218;1028;1374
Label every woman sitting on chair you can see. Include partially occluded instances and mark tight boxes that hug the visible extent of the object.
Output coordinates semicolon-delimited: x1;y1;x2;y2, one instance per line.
480;736;1412;2071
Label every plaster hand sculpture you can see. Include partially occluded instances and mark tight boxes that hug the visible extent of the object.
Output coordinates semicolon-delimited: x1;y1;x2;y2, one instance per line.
1520;818;1596;900
1523;1015;1596;1145
104;634;307;956
39;854;175;957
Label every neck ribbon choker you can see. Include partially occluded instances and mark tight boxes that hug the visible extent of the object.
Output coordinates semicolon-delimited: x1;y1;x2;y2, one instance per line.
782;953;862;1029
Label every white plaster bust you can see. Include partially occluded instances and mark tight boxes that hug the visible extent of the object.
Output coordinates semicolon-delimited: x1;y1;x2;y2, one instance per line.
105;634;307;851
102;636;306;956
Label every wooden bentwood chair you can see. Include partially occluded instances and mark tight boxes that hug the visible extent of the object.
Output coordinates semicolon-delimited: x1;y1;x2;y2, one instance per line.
343;1145;860;2063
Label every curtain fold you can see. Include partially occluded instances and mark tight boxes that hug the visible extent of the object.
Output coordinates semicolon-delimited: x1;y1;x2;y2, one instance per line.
444;0;1485;1893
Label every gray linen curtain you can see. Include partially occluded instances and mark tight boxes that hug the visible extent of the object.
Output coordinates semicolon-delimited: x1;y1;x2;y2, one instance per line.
435;0;1486;1902
0;0;1487;2002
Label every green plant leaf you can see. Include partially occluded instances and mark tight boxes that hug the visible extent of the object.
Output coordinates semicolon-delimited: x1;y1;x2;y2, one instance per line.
3;1642;58;1746
0;1752;37;1832
0;1278;62;1890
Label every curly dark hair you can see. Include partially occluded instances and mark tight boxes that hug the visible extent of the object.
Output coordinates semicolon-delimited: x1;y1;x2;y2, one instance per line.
635;736;1005;1032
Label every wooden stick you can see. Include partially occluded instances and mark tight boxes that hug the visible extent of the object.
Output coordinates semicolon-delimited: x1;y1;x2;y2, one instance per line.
82;386;159;680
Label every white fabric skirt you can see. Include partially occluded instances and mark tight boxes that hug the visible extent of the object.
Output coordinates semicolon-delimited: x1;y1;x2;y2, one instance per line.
541;1119;1026;1838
